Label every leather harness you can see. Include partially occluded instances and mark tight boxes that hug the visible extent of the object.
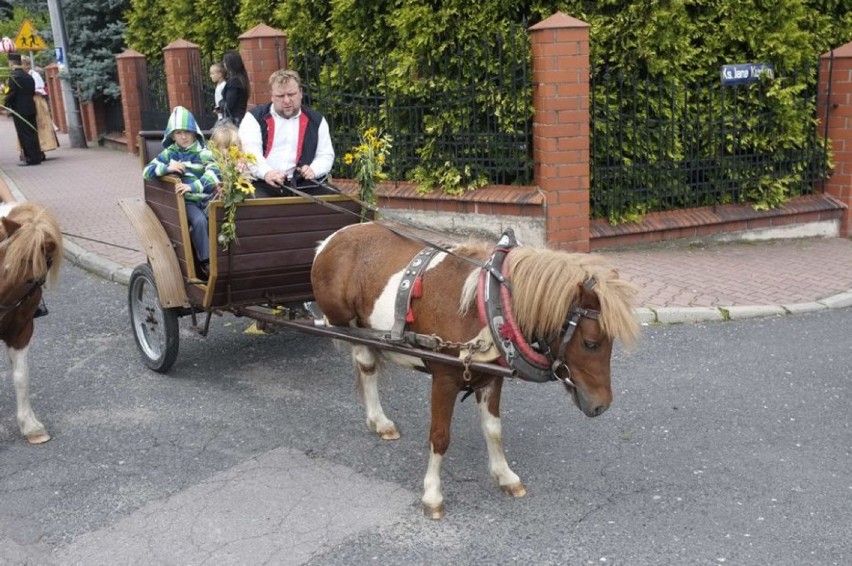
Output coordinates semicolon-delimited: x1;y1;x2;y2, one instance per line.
476;229;600;385
388;246;442;342
384;228;601;386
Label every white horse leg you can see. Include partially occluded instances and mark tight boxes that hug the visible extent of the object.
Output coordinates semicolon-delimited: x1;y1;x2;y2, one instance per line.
477;380;525;497
421;373;457;519
8;346;50;444
353;345;399;440
422;446;444;519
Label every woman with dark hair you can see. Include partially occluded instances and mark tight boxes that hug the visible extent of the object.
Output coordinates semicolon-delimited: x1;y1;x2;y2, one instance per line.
220;49;250;125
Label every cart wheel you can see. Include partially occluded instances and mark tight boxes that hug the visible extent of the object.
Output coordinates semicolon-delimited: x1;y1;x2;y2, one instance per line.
128;264;179;373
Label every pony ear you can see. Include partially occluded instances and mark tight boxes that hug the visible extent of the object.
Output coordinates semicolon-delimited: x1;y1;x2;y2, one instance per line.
1;216;21;238
577;281;601;308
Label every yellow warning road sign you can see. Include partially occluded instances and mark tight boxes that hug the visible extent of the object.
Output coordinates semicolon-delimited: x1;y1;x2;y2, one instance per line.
14;20;47;51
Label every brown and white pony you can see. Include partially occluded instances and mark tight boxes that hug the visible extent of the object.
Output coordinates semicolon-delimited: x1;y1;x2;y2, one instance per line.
0;202;63;444
311;223;638;519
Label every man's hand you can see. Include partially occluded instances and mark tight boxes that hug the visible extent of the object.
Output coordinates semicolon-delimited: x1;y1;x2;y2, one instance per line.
297;165;316;181
264;169;287;187
175;183;191;196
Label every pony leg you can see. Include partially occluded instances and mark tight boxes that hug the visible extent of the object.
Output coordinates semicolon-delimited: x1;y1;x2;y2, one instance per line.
8;346;50;444
422;373;458;520
353;345;399;440
476;378;526;498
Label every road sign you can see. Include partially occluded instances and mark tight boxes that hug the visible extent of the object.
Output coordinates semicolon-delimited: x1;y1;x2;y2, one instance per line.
720;63;774;86
14;19;47;51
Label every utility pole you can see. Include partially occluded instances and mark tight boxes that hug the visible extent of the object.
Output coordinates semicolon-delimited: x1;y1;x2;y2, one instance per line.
46;0;86;148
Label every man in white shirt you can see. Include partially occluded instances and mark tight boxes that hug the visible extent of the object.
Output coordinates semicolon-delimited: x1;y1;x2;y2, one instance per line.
238;69;335;197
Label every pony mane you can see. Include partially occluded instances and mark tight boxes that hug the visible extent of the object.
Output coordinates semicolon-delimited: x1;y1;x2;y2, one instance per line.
1;202;64;288
506;248;639;345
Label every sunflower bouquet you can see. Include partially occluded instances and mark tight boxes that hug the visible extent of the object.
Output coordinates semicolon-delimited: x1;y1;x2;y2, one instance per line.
211;145;256;250
344;127;392;219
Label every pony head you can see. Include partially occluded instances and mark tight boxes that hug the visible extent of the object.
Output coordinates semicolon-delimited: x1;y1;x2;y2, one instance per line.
506;248;639;417
0;202;63;290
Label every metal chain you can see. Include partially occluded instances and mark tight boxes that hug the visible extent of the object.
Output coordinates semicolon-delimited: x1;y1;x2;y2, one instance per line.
434;338;489;382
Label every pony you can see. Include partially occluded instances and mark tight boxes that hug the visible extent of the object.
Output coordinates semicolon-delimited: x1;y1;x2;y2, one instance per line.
0;202;63;444
311;222;638;519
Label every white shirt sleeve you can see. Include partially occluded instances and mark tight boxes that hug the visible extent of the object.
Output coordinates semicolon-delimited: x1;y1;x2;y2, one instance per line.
30;70;46;96
238;112;273;180
310;118;335;179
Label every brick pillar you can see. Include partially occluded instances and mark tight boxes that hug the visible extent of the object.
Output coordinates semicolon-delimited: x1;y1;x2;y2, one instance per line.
530;13;591;252
163;39;203;118
116;49;146;154
238;24;289;109
819;42;852;238
44;63;66;133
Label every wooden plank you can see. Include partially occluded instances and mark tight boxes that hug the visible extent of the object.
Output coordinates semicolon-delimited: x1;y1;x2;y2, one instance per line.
118;198;189;308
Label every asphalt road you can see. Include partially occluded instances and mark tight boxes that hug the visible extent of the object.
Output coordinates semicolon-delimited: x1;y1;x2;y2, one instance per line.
1;263;850;565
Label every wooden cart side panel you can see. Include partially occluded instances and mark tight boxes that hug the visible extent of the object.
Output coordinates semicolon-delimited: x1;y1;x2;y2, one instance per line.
118;197;190;308
143;180;196;280
202;197;362;308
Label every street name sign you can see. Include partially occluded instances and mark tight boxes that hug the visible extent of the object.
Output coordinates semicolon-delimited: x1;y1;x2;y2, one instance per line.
720;63;774;86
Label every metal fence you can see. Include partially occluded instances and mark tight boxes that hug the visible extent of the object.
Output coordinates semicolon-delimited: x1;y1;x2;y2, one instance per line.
290;25;533;186
133;39;831;220
139;58;217;131
590;61;832;222
139;60;170;131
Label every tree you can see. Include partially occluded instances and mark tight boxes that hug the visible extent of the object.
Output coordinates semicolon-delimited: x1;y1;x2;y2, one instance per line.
63;0;128;101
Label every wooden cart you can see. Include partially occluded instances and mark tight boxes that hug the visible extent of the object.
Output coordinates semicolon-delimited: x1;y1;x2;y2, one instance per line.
121;131;514;379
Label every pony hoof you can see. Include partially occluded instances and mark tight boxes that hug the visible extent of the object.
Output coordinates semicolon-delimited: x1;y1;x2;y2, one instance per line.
367;420;400;440
501;483;527;498
379;428;400;441
27;432;51;445
422;502;445;520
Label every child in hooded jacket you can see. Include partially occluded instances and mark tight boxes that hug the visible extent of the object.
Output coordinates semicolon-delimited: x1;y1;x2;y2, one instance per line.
143;106;219;277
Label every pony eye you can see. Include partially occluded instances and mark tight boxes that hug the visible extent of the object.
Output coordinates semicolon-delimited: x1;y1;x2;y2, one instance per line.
583;340;600;352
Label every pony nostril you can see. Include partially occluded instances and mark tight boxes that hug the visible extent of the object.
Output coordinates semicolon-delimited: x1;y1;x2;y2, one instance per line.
592;405;607;417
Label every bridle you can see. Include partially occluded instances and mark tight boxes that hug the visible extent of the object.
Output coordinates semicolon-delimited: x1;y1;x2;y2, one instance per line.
544;303;601;388
477;228;602;386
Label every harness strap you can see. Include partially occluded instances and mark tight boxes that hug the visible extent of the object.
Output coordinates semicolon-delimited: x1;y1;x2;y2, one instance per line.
388;247;441;342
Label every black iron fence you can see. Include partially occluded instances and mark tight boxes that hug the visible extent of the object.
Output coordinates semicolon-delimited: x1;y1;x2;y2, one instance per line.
590;61;832;222
290;25;533;188
132;39;831;220
139;60;170;131
139;58;217;131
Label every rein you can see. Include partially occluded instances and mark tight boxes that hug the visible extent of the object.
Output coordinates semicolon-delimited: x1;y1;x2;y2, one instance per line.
0;277;45;316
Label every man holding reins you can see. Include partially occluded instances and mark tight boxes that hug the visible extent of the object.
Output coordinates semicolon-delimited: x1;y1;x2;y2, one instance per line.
238;69;335;197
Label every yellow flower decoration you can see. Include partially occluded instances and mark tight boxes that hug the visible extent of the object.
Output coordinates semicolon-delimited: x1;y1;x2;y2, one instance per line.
347;127;392;220
211;145;256;250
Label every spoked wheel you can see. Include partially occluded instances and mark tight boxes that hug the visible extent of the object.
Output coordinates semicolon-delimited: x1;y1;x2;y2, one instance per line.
128;264;179;373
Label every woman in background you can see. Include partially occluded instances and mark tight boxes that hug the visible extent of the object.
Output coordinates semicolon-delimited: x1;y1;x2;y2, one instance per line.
220;50;249;125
